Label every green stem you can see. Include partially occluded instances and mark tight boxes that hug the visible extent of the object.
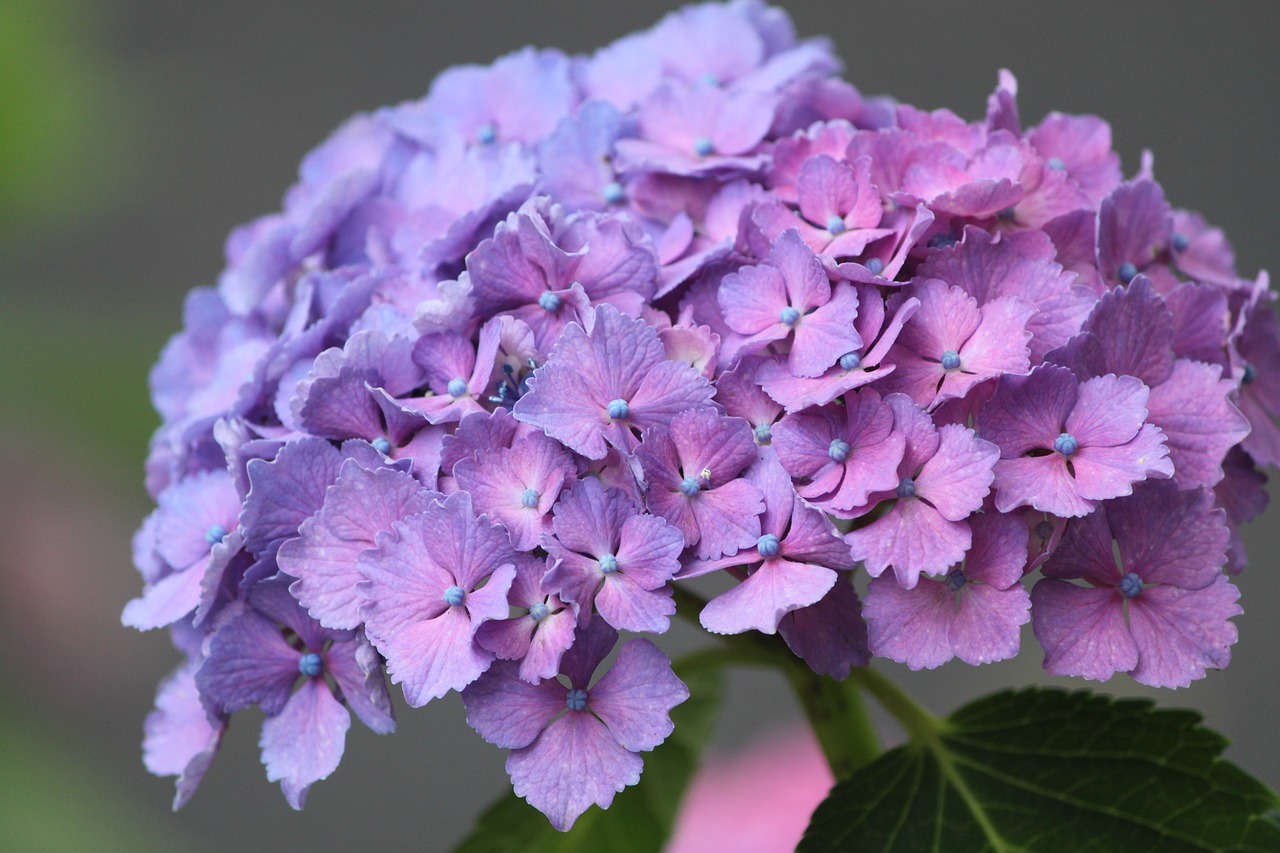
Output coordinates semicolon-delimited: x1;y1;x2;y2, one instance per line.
784;665;881;778
671;581;883;777
849;665;940;742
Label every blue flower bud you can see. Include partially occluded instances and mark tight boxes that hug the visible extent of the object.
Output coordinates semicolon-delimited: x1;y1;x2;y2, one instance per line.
476;123;497;145
946;569;967;592
693;136;714;157
371;437;392;454
598;554;619;574
1172;231;1190;252
779;306;800;326
754;422;773;443
447;378;468;397
826;215;847;235
443;585;466;607
757;534;780;557
565;688;588;711
1119;572;1144;599
1053;433;1079;456
840;352;862;370
205;524;228;546
865;257;884;275
829;438;851;462
896;478;916;499
529;602;549;621
538;291;562;312
679;476;701;497
607;398;630;419
520;488;540;508
298;652;324;678
603;181;625;204
940;350;961;370
1046;157;1066;171
1117;262;1138;284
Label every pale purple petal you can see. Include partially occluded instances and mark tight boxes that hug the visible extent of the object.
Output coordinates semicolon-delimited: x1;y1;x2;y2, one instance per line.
143;663;224;810
463;660;566;749
259;678;351;809
777;575;869;678
588;638;688;752
846;499;970;588
279;461;435;630
699;559;835;635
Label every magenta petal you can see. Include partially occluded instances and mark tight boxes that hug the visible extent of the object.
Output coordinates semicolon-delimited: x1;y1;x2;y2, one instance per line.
700;559;835;635
1109;482;1229;589
688;480;765;560
789;283;861;378
379;605;494;707
916;424;999;521
993;455;1094;517
1070;424;1172;502
1065;374;1150;447
520;608;577;683
615;514;685;589
464;660;566;749
596;578;675;633
259;679;351;809
1145;360;1250;489
950;583;1029;666
508;712;643;832
1031;579;1136;682
719;262;787;336
846;499;970;588
863;575;954;670
589;638;688;752
196;609;300;716
1127;577;1240;688
324;635;395;734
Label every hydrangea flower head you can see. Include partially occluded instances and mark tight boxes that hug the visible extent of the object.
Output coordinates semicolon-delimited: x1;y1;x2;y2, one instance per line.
127;0;1270;830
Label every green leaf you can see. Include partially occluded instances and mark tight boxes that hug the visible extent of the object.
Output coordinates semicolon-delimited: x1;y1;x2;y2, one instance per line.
800;687;1280;853
454;660;725;853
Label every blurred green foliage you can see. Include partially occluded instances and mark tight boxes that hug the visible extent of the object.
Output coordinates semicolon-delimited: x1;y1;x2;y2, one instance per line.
0;0;141;229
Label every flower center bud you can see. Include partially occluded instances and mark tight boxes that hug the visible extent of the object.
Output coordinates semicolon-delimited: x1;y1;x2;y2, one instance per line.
1035;520;1054;540
779;306;800;326
829;438;851;462
757;534;780;557
447;378;468;398
520;488;540;508
1172;232;1189;252
205;524;228;546
940;350;961;371
1046;157;1066;171
443;585;466;607
1119;572;1144;599
754;422;773;443
565;688;588;711
538;291;562;312
896;478;916;499
839;352;862;370
946;569;967;592
825;215;847;235
529;602;549;621
1242;363;1257;385
603;181;625;205
598;554;619;575
607;398;630;420
679;476;701;497
1053;433;1079;456
927;234;957;250
693;136;715;157
865;258;884;275
698;73;720;87
371;437;392;455
1117;262;1138;284
298;652;324;678
996;206;1016;222
476;123;497;145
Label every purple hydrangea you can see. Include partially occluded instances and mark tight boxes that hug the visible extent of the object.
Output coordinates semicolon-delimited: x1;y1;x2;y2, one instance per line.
127;0;1270;829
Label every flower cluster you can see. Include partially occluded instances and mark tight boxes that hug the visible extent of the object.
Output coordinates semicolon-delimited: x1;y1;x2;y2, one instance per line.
126;0;1273;830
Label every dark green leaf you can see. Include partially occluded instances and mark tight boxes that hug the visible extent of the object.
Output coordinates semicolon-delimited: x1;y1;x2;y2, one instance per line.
454;660;725;853
800;687;1280;853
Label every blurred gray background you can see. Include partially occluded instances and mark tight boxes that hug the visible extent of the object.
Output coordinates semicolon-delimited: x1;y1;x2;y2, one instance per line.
1;1;1276;850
